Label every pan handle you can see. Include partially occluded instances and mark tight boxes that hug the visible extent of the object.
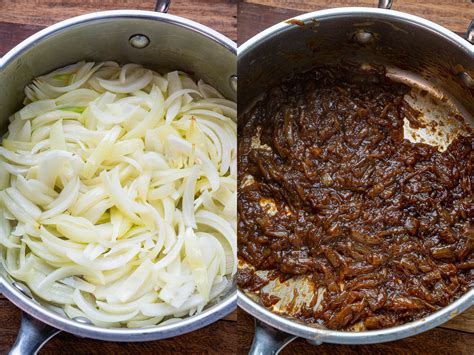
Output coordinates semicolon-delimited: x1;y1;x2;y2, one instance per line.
378;0;393;9
9;312;61;355
467;20;474;44
155;0;171;13
248;318;297;355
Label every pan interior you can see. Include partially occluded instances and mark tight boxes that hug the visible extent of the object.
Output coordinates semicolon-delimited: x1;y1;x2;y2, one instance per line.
239;66;473;331
0;11;237;338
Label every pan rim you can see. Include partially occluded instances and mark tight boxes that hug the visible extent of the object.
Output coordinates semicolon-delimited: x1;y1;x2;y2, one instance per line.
237;6;473;344
238;288;474;344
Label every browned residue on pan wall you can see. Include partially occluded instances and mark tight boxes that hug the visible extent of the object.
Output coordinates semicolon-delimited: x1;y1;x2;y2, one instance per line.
285;18;305;26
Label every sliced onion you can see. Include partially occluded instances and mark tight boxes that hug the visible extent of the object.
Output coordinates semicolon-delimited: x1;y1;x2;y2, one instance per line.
0;61;236;329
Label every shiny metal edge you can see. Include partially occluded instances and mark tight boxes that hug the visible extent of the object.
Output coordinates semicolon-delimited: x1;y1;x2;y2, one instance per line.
238;289;473;344
0;9;236;70
0;9;237;341
0;275;236;341
238;7;473;58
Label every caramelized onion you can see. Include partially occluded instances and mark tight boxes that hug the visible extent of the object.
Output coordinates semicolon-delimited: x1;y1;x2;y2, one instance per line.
238;65;473;330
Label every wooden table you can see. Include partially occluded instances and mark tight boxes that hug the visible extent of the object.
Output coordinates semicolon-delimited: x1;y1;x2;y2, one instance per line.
0;1;236;354
238;0;474;354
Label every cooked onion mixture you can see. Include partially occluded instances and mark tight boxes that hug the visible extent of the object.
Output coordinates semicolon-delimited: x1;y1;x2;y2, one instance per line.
0;62;236;328
238;66;473;330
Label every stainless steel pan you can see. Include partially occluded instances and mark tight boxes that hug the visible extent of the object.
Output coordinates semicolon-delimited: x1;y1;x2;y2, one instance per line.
0;1;237;353
238;1;473;353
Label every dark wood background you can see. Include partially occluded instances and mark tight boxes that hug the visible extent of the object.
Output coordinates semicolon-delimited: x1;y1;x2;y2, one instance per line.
0;1;237;354
237;0;474;354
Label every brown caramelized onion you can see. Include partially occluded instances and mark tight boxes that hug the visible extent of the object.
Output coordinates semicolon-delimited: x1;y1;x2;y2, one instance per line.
238;66;473;330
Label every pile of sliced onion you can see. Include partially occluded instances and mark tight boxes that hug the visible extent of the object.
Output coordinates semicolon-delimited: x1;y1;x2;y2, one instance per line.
0;61;236;328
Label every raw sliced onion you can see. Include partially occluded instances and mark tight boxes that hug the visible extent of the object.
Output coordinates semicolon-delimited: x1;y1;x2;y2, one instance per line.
0;61;236;328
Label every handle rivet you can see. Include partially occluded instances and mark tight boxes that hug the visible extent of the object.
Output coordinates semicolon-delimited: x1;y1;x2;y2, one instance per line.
459;71;474;88
307;339;324;346
129;34;150;49
229;75;237;92
353;30;375;45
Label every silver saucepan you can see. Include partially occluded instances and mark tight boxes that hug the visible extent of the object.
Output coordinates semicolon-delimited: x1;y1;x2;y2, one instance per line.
238;1;473;353
0;1;237;353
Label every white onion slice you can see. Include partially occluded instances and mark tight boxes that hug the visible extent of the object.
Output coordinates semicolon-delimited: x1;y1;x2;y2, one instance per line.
0;61;236;329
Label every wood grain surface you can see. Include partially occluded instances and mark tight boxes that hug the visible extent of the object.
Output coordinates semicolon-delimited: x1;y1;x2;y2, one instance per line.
237;0;474;353
0;0;237;354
